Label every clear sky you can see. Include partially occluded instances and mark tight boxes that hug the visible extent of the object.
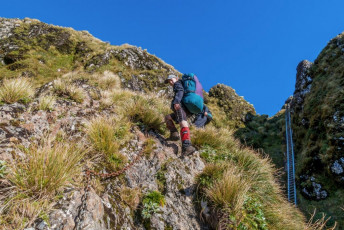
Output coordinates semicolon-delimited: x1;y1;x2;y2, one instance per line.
1;1;344;116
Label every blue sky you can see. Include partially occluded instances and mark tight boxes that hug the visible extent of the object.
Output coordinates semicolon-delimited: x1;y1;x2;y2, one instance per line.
1;1;344;116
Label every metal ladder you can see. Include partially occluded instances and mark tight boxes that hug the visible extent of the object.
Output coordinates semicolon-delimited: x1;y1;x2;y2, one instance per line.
285;105;297;205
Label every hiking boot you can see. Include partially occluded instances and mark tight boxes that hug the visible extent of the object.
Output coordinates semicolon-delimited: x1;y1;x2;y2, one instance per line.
167;131;180;141
182;144;196;156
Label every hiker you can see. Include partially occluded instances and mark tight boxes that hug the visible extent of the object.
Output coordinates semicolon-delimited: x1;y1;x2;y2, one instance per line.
193;104;213;128
164;74;197;155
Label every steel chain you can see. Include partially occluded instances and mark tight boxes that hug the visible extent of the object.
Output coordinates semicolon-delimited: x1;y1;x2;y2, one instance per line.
73;148;145;230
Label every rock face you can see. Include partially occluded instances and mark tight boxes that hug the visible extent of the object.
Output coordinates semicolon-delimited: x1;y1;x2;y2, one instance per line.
0;18;22;40
0;81;207;230
290;32;344;183
290;60;313;111
299;175;328;201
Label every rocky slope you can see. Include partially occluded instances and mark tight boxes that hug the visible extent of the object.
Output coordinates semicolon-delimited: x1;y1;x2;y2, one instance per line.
0;79;207;230
0;18;309;230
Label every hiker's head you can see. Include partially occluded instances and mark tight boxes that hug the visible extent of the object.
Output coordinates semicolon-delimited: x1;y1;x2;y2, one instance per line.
165;74;178;86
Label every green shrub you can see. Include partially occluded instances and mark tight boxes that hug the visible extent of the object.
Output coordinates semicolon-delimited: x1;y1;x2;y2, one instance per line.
141;191;165;219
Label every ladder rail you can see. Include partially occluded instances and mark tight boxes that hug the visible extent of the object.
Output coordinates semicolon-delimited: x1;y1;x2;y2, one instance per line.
285;105;297;205
288;109;297;205
285;108;290;201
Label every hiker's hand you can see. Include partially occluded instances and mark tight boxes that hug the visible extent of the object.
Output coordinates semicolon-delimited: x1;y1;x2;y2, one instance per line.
174;103;181;110
204;112;208;116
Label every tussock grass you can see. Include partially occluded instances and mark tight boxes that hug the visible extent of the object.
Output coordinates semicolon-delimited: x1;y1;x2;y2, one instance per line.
195;125;307;229
1;138;85;229
68;85;85;103
37;95;56;111
111;89;170;134
305;210;336;230
99;90;114;108
0;78;34;104
192;126;237;150
120;187;141;210
205;166;251;215
86;115;132;169
97;71;121;90
53;79;85;103
8;140;85;197
52;78;68;94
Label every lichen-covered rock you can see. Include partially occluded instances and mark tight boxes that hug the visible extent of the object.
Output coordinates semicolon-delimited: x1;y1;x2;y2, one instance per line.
330;157;344;183
290;60;313;111
0;18;22;40
299;175;328;200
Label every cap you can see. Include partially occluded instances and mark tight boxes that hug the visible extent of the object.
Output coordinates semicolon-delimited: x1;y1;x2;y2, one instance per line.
164;74;177;84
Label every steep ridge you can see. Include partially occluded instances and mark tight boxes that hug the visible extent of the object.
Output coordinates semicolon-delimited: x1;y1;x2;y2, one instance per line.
289;33;344;227
0;18;310;229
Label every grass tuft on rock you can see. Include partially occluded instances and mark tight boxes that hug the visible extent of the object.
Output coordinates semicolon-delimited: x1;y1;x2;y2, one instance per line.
37;95;56;111
111;89;170;134
0;78;34;104
195;124;306;229
1;138;85;229
52;79;85;103
86;115;132;169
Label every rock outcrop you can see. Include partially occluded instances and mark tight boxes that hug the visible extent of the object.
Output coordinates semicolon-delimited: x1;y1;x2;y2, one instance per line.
290;60;313;111
0;81;207;230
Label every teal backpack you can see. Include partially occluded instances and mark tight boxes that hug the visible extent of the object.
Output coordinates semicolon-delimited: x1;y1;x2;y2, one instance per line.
181;73;204;114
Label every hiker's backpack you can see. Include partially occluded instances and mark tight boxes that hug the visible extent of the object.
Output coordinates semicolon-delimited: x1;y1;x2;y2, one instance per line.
181;73;204;114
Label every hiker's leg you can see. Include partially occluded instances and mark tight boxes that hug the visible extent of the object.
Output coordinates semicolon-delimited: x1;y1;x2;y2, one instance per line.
165;114;178;132
175;107;195;155
165;113;179;141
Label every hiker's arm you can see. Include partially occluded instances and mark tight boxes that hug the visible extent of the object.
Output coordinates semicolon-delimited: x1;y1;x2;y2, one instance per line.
172;82;184;106
204;105;210;116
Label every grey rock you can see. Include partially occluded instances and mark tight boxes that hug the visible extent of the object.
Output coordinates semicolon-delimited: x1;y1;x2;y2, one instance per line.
289;60;313;110
300;176;328;200
331;160;344;175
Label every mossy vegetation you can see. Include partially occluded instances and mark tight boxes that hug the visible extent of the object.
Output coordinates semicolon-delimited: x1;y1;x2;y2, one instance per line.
290;32;344;227
235;111;286;169
141;191;165;219
206;84;256;129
